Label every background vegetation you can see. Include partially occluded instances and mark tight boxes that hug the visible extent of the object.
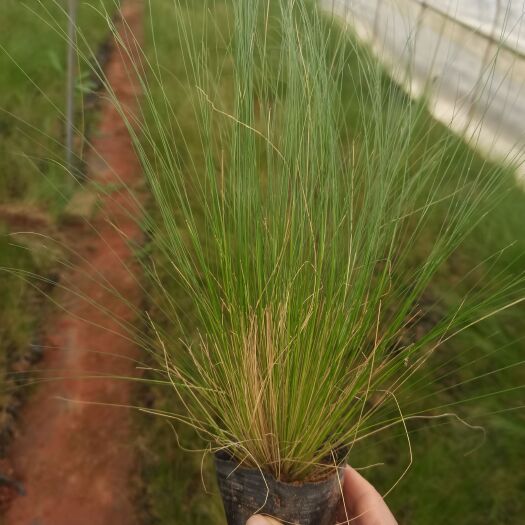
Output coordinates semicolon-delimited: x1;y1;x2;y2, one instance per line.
0;0;113;421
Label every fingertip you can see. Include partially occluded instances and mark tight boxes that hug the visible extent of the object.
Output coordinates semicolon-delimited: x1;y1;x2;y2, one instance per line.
246;516;266;525
246;515;281;525
344;466;376;493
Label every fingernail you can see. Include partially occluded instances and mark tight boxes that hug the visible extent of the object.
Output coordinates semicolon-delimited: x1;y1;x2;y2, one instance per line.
246;515;274;525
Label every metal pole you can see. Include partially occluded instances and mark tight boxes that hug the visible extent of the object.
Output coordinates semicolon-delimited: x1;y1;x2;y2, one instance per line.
66;0;78;175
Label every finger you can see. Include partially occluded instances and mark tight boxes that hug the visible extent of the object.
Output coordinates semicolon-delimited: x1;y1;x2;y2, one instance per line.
338;466;397;524
246;514;281;525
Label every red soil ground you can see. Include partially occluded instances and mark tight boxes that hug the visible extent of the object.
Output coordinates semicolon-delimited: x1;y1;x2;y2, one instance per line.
3;1;145;523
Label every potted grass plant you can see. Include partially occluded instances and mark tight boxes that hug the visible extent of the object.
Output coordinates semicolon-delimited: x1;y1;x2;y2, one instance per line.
122;0;524;522
0;0;523;522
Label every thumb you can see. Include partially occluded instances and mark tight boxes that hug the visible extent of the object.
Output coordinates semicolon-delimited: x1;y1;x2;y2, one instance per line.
246;515;281;525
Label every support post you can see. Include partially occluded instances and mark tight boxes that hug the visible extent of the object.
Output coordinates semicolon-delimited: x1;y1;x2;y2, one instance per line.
66;0;78;176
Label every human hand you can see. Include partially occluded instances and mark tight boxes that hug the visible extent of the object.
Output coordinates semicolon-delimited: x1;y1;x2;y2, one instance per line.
246;466;397;525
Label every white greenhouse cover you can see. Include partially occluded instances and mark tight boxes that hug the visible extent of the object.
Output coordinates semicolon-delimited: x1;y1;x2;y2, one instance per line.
321;0;525;183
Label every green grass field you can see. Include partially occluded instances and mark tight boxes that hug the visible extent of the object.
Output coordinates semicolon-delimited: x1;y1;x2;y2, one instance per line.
0;0;114;418
137;2;525;524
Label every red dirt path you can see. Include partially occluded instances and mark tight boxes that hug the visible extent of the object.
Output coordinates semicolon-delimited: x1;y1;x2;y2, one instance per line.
4;2;144;523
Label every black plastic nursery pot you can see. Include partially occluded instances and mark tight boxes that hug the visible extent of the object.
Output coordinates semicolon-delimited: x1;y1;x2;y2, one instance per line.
215;451;346;525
